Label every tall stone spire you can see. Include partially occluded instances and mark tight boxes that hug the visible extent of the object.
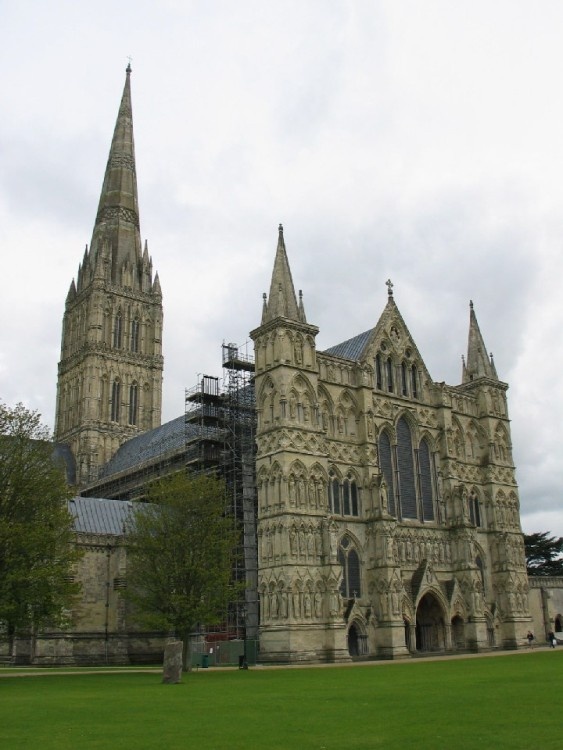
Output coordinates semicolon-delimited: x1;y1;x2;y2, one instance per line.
90;63;142;283
55;66;163;486
262;224;306;323
463;300;498;382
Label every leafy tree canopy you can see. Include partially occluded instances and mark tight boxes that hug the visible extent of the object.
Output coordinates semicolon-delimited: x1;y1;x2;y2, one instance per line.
0;402;81;644
524;531;563;577
125;471;241;670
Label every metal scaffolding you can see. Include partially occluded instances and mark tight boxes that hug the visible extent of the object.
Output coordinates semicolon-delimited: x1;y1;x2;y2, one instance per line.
221;343;258;641
183;343;258;641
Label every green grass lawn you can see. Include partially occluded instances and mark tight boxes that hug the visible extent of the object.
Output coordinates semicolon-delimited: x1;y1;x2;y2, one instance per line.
1;652;561;749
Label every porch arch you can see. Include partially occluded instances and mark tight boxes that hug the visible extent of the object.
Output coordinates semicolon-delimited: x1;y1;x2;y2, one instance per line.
415;592;447;652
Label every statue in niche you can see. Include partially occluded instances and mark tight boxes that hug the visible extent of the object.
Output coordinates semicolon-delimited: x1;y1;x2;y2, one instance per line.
288;477;296;506
328;522;339;562
281;591;289;618
314;591;323;618
294;338;303;365
293;591;301;619
315;528;323;557
379;479;389;515
329;591;339;617
289;394;297;419
304;592;312;618
270;591;279;619
289;527;297;556
307;531;315;558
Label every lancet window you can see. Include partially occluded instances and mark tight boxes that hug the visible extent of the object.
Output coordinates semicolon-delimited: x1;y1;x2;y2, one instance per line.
130;318;140;353
113;312;123;349
469;491;481;527
110;380;121;422
379;419;436;522
129;382;139;426
328;472;360;516
338;536;361;598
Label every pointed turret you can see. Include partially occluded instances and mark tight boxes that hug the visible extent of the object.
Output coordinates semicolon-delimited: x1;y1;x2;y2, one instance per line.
262;224;306;323
463;300;497;382
90;63;142;282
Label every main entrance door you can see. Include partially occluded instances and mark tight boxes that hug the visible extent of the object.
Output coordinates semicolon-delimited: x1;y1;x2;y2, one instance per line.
415;593;446;652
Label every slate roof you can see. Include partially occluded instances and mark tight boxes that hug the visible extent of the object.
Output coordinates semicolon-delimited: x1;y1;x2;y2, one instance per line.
322;329;373;361
69;496;132;536
100;415;194;477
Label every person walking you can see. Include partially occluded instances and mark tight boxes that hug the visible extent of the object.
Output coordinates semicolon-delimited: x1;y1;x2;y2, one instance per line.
526;631;534;648
548;630;556;648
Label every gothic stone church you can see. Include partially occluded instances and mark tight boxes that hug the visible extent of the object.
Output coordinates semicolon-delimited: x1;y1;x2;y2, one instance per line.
251;226;528;661
50;67;532;664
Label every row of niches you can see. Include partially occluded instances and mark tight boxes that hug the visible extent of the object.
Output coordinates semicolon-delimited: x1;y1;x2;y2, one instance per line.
451;390;506;418
254;329;316;370
445;419;512;465
258;580;343;623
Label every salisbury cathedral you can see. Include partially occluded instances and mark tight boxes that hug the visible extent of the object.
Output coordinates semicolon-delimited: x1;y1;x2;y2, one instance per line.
8;67;563;665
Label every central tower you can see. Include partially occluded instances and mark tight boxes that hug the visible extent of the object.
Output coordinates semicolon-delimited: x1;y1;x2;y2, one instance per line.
55;66;163;485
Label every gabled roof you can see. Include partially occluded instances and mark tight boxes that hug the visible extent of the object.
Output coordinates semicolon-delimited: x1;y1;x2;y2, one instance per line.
69;496;132;535
321;289;433;383
323;329;372;360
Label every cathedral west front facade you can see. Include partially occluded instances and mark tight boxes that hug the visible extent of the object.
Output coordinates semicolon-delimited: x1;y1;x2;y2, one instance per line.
251;225;530;662
35;67;538;666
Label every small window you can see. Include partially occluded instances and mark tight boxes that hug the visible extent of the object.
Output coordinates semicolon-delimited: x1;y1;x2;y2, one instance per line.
113;312;122;349
131;319;140;353
411;365;418;398
111;380;121;422
401;362;408;396
328;474;341;514
386;358;394;392
339;539;361;598
129;383;138;425
469;492;481;527
375;354;383;390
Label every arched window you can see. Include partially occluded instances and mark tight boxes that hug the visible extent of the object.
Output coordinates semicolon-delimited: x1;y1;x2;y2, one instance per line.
338;537;361;597
113;312;122;349
397;417;417;519
386;357;394;392
129;382;139;426
328;473;341;514
130;318;140;353
111;380;121;422
469;492;481;527
379;431;396;516
401;362;408;396
342;475;359;517
375;354;383;390
419;438;435;521
411;365;418;399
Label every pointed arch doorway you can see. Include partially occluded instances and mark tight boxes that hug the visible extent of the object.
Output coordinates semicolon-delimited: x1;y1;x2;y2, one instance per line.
415;593;446;652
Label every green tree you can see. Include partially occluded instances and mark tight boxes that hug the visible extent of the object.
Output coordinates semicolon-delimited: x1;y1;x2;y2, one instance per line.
125;472;241;671
0;402;81;651
524;531;563;577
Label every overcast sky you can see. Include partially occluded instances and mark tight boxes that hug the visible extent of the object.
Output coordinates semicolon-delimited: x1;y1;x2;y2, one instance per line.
1;1;562;536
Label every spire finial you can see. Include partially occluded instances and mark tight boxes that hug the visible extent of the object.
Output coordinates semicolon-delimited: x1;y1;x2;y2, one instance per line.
278;223;283;234
126;56;133;74
386;278;394;297
469;299;474;310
